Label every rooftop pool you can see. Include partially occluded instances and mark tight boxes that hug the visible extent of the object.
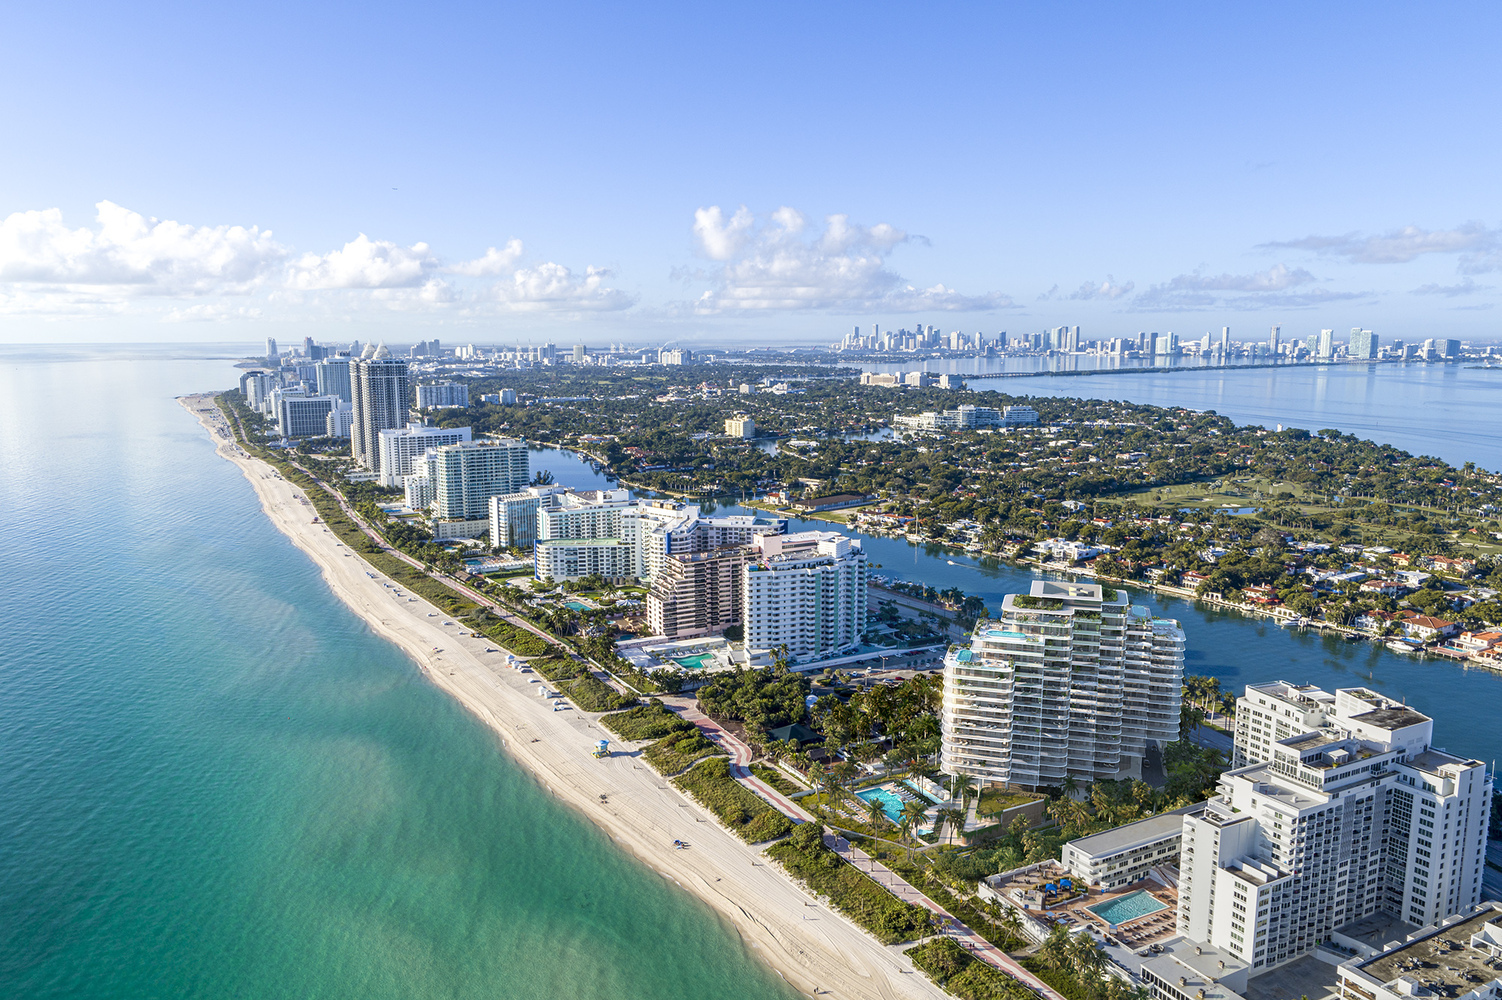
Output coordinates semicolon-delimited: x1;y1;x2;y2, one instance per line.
1086;889;1167;925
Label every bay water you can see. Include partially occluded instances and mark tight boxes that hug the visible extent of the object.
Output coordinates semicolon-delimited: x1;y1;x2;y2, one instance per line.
0;348;797;1000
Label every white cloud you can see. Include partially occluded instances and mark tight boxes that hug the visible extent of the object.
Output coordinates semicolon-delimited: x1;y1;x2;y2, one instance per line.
489;263;635;312
288;234;436;289
693;206;756;261
448;239;524;276
1260;223;1497;265
1411;278;1489;297
1132;264;1366;311
0;200;285;293
1067;276;1135;300
0;201;633;318
690;205;1011;312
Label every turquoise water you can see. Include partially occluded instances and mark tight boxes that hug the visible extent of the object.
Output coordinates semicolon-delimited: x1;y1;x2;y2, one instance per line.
673;654;712;670
0;348;796;1000
855;786;908;825
564;600;591;610
1087;890;1168;925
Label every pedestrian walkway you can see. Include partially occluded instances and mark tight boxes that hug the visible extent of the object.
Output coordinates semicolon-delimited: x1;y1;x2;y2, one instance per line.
669;698;1063;1000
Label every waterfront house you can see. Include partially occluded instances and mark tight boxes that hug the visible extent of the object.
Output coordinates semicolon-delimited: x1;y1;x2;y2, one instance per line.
1398;613;1459;642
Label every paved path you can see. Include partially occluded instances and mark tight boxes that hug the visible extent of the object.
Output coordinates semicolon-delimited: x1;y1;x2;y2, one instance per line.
667;697;1064;999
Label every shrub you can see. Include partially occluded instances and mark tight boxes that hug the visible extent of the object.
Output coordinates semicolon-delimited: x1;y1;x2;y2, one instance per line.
644;729;724;776
906;938;1034;1000
768;830;932;944
566;673;638;713
601;700;696;741
672;757;794;843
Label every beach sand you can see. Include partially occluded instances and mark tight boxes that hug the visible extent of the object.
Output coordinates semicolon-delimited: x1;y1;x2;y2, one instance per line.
183;395;946;1000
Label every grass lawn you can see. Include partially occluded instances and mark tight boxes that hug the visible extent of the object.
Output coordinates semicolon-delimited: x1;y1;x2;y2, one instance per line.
976;787;1043;817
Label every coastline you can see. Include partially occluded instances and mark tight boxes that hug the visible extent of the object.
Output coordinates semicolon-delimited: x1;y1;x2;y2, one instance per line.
181;394;946;1000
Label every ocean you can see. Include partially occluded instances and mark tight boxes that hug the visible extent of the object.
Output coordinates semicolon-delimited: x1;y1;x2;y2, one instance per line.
0;347;797;1000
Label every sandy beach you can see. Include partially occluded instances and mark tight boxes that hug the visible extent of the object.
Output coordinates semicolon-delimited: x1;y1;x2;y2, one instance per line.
183;394;947;1000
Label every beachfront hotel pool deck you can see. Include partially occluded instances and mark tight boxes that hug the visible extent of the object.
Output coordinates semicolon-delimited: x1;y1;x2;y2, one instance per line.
854;781;936;832
982;860;1181;952
1087;889;1167;926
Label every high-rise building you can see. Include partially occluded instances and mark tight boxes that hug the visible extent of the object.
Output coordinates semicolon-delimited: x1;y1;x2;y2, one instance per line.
1317;328;1335;359
350;347;411;476
572;344;586;363
277;395;338;439
415;382;469;409
430;439;530;521
375;422;471;487
1180;683;1492;971
1269;325;1281;354
742;531;867;665
1350;328;1378;360
725;414;755;438
1221;326;1231;353
647;547;748;640
315;357;352;404
1444;339;1461;359
487;487;564;550
941;580;1184;787
265;337;279;360
325;404;354;439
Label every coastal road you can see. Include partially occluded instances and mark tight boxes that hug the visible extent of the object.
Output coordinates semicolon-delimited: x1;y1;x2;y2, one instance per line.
671;697;1068;1000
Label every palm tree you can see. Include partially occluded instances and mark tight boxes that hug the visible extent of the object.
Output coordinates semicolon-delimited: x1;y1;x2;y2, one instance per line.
900;799;928;854
865;796;887;831
897;814;914;858
938;806;967;846
949;772;975;808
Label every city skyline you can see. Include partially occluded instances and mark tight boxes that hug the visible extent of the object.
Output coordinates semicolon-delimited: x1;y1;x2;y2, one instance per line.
3;4;1502;343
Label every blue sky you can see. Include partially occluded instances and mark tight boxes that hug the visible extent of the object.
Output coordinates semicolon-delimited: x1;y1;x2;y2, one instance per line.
3;2;1500;346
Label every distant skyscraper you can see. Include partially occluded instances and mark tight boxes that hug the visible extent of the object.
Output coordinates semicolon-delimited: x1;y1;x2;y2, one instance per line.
315;357;352;404
1220;326;1230;353
1269;325;1281;354
1350;328;1378;360
415;382;469;409
1317;328;1335;359
1443;338;1461;359
350;347;411;476
265;337;279;360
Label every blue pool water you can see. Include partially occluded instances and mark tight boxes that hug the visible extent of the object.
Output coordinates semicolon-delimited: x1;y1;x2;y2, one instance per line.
564;600;591;610
673;654;712;670
855;785;908;824
1087;890;1167;925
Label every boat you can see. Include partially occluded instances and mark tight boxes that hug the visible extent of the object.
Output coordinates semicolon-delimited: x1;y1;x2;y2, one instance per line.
1387;640;1422;654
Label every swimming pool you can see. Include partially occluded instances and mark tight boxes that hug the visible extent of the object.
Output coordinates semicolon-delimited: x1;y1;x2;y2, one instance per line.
564;601;591;611
855;785;907;824
673;653;712;670
1086;890;1167;925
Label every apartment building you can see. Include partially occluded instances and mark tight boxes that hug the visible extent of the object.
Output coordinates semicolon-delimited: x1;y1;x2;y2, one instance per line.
1177;685;1492;973
376;422;471;488
941;580;1183;787
742;531;867;665
647;547;747;639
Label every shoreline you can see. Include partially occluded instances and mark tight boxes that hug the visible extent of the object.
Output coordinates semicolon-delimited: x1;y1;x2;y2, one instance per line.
181;394;946;1000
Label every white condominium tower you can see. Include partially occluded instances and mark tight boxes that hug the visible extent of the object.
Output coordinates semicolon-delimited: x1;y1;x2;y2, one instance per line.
350;346;411;477
376;422;472;488
1177;685;1491;973
430;438;529;520
742;531;867;665
941;580;1183;787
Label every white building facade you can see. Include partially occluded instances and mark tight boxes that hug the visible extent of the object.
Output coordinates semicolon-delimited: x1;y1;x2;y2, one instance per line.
376;423;472;488
1176;685;1492;973
941;580;1183;787
431;438;529;521
742;531;867;665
